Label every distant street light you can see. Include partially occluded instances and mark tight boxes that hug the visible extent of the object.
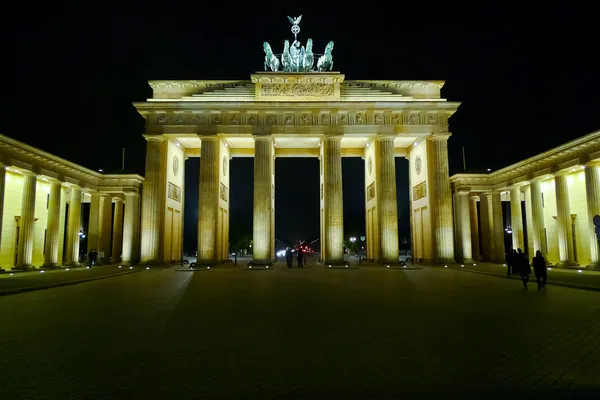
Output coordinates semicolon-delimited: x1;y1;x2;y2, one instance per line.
350;237;356;243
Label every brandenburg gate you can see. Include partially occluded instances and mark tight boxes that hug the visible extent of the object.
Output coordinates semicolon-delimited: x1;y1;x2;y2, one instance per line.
133;17;460;267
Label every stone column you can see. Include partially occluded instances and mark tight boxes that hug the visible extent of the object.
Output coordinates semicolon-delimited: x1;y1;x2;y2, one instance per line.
65;186;81;266
252;136;274;265
523;184;535;258
15;173;37;269
376;136;399;263
491;192;505;263
530;180;547;258
99;195;112;260
469;196;480;261
0;163;5;269
43;181;62;267
427;134;454;262
554;173;577;266
322;136;344;264
455;191;472;263
87;193;101;252
198;136;219;264
122;192;141;265
584;164;600;267
111;198;124;264
479;193;494;262
509;187;524;251
140;136;167;264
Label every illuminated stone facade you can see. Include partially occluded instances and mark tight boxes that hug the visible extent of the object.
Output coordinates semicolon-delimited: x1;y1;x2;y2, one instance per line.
0;135;143;271
450;131;600;268
134;72;460;265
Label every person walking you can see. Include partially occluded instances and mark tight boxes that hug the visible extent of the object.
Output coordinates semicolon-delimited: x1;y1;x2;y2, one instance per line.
517;248;531;289
297;247;304;268
285;247;293;268
532;250;548;290
505;249;514;276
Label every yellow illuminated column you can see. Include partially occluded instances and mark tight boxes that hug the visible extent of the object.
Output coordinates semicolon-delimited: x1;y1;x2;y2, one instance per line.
554;173;577;266
584;164;600;267
523;184;535;257
469;196;480;261
376;136;399;263
530;180;547;258
140;136;167;264
65;186;82;266
99;195;112;258
509;187;524;251
323;136;344;263
87;193;101;251
198;136;219;264
479;193;495;262
15;173;37;269
0;163;5;268
122;192;141;265
491;192;505;263
43;181;62;267
252;136;274;264
455;191;472;263
111;198;124;264
427;134;454;262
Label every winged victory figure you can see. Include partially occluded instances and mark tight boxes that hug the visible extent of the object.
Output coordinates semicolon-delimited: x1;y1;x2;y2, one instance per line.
287;15;302;25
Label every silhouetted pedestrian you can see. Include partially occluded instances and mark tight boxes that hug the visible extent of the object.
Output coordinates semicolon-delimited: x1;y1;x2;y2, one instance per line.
517;248;531;289
285;247;293;268
505;249;513;276
532;250;547;290
297;247;304;268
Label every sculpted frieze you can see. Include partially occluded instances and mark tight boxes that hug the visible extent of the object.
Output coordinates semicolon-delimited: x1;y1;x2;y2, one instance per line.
261;83;335;97
147;111;445;126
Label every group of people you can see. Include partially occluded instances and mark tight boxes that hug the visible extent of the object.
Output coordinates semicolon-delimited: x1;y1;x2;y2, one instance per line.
506;248;548;290
86;249;105;267
285;247;305;268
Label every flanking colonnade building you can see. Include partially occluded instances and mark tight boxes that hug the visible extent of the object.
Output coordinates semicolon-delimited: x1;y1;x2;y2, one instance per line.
450;131;600;268
0;135;143;271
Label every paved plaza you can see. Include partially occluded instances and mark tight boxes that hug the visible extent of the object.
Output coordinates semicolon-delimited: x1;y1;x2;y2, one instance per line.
1;261;600;398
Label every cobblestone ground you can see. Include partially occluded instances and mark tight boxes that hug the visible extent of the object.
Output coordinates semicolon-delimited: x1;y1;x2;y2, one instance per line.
1;262;600;399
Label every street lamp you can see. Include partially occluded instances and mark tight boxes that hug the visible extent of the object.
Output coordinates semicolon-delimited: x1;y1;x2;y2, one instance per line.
350;237;356;243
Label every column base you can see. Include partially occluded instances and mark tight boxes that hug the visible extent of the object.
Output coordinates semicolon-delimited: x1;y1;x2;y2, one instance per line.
323;260;353;269
586;263;600;270
41;264;62;270
244;260;273;270
63;262;81;268
556;261;579;268
11;265;36;271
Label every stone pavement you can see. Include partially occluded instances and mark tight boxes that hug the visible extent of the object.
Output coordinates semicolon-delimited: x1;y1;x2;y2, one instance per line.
0;265;140;295
433;261;600;291
1;262;600;398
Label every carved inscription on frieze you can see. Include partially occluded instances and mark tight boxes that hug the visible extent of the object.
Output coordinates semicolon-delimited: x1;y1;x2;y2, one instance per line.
261;83;335;97
151;111;442;126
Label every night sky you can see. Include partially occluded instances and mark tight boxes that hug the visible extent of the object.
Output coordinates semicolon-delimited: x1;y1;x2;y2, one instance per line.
6;12;600;252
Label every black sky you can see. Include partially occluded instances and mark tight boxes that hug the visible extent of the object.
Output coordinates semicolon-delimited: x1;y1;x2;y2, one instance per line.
5;11;600;252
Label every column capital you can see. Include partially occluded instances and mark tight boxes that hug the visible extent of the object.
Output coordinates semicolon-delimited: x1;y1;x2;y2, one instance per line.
427;133;452;141
469;194;480;201
253;135;273;142
199;134;218;141
375;133;397;141
322;134;343;141
144;135;166;143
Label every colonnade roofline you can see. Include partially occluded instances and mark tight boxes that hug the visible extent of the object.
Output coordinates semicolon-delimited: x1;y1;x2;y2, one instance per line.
450;130;600;191
146;78;448;102
0;134;144;194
